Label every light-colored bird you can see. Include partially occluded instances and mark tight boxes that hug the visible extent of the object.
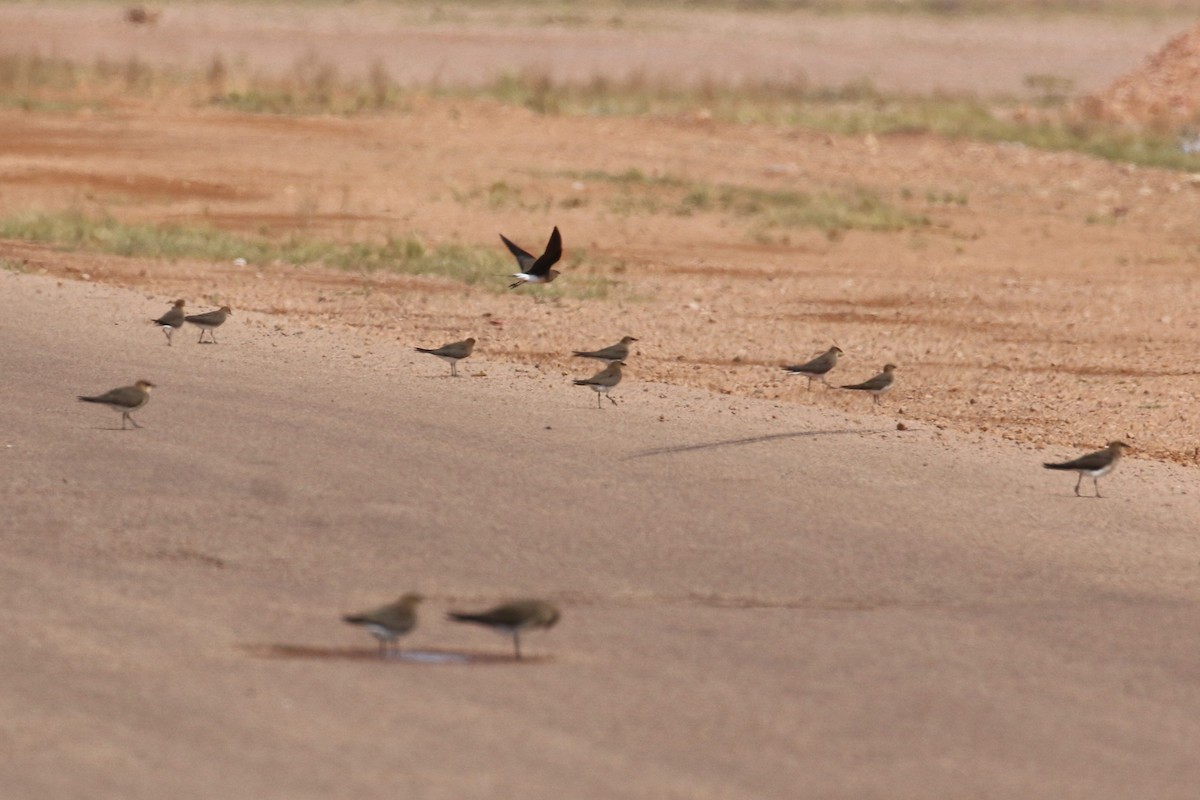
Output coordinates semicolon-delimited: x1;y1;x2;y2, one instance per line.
574;361;624;408
573;336;638;363
1043;441;1130;498
783;345;843;390
841;363;897;406
415;337;476;377
184;305;232;344
78;380;155;430
342;592;425;658
447;599;561;661
501;226;562;289
151;299;186;346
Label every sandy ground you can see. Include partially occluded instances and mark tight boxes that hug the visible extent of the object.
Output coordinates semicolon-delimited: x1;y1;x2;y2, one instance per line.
3;4;1200;796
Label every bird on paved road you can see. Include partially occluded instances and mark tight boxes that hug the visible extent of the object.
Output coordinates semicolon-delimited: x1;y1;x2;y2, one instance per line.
783;345;843;390
447;599;560;660
78;380;155;430
151;299;186;346
342;592;425;658
185;305;232;344
501;226;562;289
574;361;624;408
573;336;637;363
415;337;476;377
1043;441;1130;498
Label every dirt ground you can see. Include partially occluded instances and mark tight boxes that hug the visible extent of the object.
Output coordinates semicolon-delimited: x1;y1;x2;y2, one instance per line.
5;5;1200;798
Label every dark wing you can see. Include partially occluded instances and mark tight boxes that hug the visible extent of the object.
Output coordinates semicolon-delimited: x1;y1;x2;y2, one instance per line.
80;386;142;408
153;308;184;326
843;372;892;391
784;351;834;375
499;233;536;270
184;310;224;325
573;343;623;360
527;226;562;277
1044;450;1111;471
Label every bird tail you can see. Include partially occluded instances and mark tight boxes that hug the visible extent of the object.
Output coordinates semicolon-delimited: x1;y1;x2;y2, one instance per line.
447;612;483;623
78;396;100;404
508;280;523;290
342;614;366;624
1042;463;1072;470
414;347;433;354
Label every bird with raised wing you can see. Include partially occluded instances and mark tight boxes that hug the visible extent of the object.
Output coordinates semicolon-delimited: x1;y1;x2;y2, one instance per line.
573;336;638;363
448;599;560;660
342;592;425;658
151;299;186;346
783;345;843;390
415;337;476;377
501;226;562;289
842;363;897;406
185;305;232;344
1043;441;1130;498
574;361;624;408
78;380;155;429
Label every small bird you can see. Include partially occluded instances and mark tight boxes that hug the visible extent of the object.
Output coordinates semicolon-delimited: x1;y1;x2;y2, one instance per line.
574;361;624;408
573;336;638;363
841;363;897;406
342;592;425;658
184;306;232;344
415;337;476;377
151;299;186;346
1043;441;1130;498
783;345;843;390
501;226;562;289
447;599;561;661
78;380;155;430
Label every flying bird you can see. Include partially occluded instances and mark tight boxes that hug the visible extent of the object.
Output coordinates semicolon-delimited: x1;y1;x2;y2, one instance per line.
573;336;638;363
447;599;560;660
78;380;155;430
342;593;425;658
501;226;562;289
783;345;843;390
1043;441;1130;498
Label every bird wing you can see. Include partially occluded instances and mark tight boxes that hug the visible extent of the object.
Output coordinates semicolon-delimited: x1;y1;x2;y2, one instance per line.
844;372;892;391
784;351;833;374
83;386;143;408
1048;450;1112;471
574;343;623;360
527;226;562;277
499;233;536;270
185;309;224;325
153;308;184;326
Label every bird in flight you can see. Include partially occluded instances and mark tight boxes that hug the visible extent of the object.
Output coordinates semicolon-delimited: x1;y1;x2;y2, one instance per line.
501;226;562;289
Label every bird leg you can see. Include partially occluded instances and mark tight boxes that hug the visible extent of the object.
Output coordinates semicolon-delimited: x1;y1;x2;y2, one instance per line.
450;362;458;377
1093;477;1102;499
513;630;522;661
1073;474;1083;497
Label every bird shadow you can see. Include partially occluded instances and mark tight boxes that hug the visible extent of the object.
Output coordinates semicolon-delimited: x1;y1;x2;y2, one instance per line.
624;428;891;460
239;643;551;665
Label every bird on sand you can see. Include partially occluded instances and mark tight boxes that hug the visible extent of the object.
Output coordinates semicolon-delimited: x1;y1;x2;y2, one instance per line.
501;226;562;289
78;380;155;430
414;337;476;377
447;599;561;660
573;336;638;363
151;299;186;346
1043;441;1130;498
184;305;232;344
782;345;843;390
342;592;425;658
574;361;624;408
841;363;897;406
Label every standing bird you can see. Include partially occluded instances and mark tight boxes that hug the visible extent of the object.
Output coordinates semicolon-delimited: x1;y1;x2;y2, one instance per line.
841;363;897;406
1043;441;1130;498
447;599;560;661
184;305;232;344
783;345;843;390
573;336;638;363
151;299;186;346
574;361;624;408
78;380;155;430
342;592;425;658
415;337;476;377
501;226;562;289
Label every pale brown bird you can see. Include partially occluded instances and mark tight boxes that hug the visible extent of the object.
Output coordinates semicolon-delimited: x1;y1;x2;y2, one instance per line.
783;345;843;390
342;592;425;658
447;599;561;660
573;336;638;363
78;380;155;430
502;227;562;289
841;363;897;406
574;361;624;408
151;299;186;346
415;337;476;377
185;306;232;344
1043;441;1130;498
